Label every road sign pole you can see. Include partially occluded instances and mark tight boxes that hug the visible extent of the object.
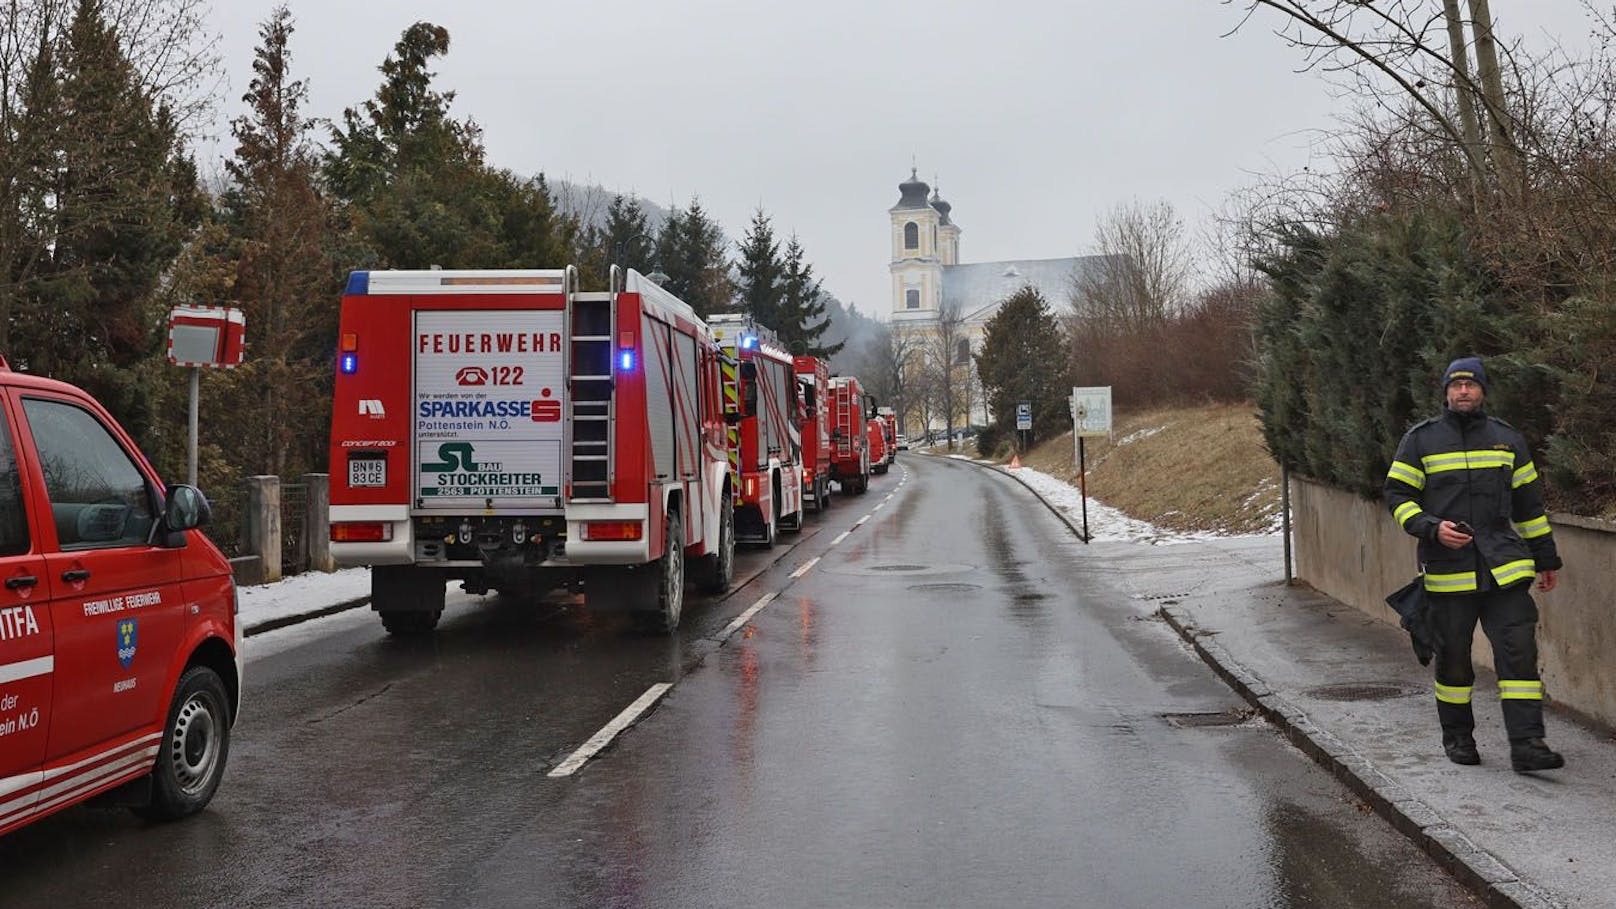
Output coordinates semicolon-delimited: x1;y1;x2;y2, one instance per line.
188;366;199;486
1079;436;1089;543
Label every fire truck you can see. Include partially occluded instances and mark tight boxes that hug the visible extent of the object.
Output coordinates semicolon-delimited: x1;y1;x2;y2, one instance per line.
327;267;735;635
874;406;898;473
828;375;871;494
867;418;889;474
793;355;832;512
707;314;805;545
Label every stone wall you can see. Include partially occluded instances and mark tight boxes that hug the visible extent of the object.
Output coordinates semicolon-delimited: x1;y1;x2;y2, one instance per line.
1292;476;1616;730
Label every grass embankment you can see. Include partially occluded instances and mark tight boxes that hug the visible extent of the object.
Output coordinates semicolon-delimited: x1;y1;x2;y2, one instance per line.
1013;402;1281;535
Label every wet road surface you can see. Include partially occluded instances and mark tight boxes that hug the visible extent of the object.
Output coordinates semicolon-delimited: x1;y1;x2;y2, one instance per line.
1;455;1477;908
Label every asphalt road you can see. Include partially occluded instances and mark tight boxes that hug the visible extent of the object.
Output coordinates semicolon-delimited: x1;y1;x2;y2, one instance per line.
0;455;1477;908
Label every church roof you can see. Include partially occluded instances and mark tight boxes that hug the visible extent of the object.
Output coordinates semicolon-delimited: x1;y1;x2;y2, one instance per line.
942;255;1122;323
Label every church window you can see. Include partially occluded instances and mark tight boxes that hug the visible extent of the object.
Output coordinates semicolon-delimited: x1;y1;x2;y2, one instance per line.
903;222;919;250
906;289;920;309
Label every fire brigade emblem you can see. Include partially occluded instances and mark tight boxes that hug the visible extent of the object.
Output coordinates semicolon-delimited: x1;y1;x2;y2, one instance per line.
117;618;138;668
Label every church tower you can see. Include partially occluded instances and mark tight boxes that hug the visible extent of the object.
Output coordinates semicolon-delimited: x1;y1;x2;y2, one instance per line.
931;184;960;266
889;168;942;320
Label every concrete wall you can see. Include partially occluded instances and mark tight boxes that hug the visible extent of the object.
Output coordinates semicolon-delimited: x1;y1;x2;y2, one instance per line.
1292;476;1616;730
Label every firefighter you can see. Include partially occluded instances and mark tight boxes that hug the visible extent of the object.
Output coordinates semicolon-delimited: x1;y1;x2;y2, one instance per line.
1384;356;1565;772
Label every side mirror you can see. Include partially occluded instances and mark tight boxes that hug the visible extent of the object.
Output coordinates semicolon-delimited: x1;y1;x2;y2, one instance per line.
165;484;211;533
724;411;744;426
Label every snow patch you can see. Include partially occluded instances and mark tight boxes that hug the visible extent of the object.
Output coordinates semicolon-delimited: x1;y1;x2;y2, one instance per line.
1009;465;1276;545
1115;425;1167;447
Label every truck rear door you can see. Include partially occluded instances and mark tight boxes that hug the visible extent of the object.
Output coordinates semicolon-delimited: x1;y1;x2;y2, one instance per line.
413;310;567;511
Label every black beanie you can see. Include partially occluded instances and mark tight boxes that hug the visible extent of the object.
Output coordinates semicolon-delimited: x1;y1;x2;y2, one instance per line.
1443;356;1488;392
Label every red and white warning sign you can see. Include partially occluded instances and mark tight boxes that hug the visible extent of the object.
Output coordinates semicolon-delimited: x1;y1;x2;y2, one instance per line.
167;305;246;368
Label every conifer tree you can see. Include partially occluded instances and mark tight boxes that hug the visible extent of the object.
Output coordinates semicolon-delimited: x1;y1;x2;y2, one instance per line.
975;285;1070;447
777;234;842;357
735;208;783;328
656;198;732;319
217;5;337;477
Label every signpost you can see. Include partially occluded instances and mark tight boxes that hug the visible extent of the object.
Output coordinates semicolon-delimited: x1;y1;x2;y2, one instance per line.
1016;402;1032;454
1069;386;1112;544
167;306;246;485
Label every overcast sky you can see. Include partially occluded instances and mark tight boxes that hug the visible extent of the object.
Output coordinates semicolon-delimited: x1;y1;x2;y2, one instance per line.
199;1;1600;319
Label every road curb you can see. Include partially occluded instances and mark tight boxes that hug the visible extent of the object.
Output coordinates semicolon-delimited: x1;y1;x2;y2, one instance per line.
918;452;1090;543
1156;606;1560;909
940;450;1562;909
244;596;370;637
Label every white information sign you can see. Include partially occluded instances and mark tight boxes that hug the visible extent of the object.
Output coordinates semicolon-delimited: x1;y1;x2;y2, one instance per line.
1015;402;1032;431
413;310;567;507
1071;386;1112;438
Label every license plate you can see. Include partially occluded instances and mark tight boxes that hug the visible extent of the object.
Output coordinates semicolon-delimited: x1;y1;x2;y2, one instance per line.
349;457;386;487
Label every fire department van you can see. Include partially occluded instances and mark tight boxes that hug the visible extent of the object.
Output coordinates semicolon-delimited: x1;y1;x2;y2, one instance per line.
874;407;898;470
867;418;889;475
707;315;805;545
327;268;735;635
793;355;832;512
0;358;239;836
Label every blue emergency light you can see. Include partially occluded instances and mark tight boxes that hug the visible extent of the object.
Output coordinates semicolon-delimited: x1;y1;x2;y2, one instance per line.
340;352;358;374
619;350;635;371
741;334;758;350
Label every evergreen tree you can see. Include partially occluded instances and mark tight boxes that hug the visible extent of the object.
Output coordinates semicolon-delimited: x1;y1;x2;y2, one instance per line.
735;208;783;327
777;234;842;357
17;0;202;429
216;5;338;477
602;194;654;273
656;198;732;319
974;285;1071;448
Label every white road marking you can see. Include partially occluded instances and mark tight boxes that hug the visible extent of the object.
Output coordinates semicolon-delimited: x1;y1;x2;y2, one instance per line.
856;515;871;526
830;531;851;545
716;592;779;641
874;502;885;511
548;683;673;778
790;556;821;579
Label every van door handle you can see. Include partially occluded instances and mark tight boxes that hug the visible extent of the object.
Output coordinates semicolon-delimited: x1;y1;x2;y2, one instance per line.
61;569;91;583
5;575;37;590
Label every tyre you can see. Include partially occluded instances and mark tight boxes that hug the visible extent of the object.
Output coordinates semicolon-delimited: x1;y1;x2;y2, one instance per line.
637;509;685;634
380;609;442;636
695;495;735;593
136;666;231;822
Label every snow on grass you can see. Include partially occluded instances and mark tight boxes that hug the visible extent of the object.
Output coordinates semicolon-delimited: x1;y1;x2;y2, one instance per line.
1114;425;1167;447
237;566;372;627
1008;464;1269;545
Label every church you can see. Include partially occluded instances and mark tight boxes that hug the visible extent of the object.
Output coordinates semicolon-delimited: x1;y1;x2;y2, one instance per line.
887;168;1111;428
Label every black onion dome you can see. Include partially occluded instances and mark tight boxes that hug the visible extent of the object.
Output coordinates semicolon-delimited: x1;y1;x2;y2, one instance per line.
895;167;931;210
930;186;952;225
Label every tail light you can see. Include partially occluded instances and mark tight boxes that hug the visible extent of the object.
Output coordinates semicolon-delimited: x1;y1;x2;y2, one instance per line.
583;521;643;542
331;522;392;543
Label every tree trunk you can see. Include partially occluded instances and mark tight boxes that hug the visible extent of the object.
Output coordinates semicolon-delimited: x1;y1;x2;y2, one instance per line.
1442;0;1486;202
1466;0;1521;197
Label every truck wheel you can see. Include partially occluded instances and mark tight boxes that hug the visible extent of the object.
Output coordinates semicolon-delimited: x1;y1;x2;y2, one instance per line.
695;496;734;593
373;566;446;636
380;609;442;636
637;510;685;633
135;666;231;822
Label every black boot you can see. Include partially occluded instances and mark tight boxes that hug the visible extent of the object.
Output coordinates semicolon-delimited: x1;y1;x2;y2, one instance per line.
1443;732;1480;765
1510;738;1565;773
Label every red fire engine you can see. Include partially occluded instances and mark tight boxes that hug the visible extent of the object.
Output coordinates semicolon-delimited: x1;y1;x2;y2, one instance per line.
793;355;832;512
708;314;805;545
328;267;735;635
874;407;897;473
828;375;871;494
867;418;889;474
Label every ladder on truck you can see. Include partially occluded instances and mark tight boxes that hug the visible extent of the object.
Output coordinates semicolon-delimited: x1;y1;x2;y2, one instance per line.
834;382;857;453
568;268;617;501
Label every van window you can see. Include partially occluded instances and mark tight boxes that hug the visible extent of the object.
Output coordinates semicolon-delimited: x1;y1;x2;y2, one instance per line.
22;398;155;550
0;408;29;556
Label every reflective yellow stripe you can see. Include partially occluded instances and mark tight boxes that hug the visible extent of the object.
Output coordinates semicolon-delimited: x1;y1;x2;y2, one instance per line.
1498;680;1544;701
1513;515;1551;540
1424;571;1478;593
1435;682;1473;704
1512;462;1538;489
1393;501;1423;529
1491;559;1537;587
1387;461;1425;490
1422;449;1515;474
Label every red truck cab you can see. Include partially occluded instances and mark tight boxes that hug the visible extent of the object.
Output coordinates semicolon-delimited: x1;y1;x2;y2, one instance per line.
0;358;238;836
793;355;832;512
866;418;889;474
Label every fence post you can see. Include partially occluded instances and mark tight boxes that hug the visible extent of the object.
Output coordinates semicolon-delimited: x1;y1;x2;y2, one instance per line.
242;475;283;584
302;473;334;573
